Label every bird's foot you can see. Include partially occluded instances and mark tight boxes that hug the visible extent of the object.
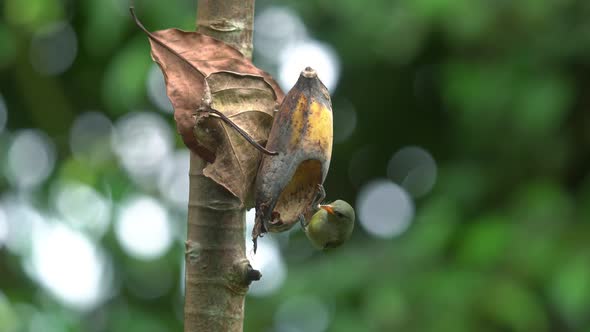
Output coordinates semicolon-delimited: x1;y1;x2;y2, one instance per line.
298;214;306;229
252;211;268;254
311;184;326;209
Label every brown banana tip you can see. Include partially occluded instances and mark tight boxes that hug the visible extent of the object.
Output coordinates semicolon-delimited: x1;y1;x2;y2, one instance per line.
302;67;317;78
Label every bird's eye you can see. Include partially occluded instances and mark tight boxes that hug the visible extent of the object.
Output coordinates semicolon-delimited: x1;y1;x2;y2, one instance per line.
335;211;344;218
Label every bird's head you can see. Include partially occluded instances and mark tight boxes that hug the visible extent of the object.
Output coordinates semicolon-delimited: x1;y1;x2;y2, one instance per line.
320;200;355;224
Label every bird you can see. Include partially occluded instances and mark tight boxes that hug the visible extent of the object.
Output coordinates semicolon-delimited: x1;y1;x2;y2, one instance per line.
301;200;355;250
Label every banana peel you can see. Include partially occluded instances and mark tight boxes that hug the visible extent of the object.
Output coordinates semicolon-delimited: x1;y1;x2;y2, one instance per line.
253;67;333;249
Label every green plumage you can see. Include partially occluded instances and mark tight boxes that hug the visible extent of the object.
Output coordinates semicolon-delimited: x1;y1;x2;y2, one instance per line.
303;200;355;249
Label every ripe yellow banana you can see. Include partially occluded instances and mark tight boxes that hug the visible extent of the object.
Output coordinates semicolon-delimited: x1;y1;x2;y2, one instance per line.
253;67;333;250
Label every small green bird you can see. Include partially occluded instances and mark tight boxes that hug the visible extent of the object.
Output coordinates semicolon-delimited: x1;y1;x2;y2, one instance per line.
301;200;355;250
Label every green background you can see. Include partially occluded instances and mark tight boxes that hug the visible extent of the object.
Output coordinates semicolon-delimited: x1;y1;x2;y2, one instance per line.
1;0;590;331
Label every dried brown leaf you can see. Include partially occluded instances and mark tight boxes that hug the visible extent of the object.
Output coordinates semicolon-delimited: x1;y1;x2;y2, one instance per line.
132;10;284;205
201;73;277;206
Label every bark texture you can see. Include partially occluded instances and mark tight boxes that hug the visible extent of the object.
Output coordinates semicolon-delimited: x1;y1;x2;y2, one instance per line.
197;0;254;58
184;1;257;331
185;155;251;331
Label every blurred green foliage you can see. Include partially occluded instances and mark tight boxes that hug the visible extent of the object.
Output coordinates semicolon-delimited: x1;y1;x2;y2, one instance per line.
2;0;590;331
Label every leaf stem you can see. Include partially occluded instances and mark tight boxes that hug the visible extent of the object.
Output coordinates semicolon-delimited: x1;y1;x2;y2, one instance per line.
196;107;278;155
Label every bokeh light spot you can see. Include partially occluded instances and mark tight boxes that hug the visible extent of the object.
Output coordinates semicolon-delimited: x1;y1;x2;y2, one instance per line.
69;111;113;166
52;180;111;239
112;112;173;180
357;180;415;238
147;64;173;113
274;295;331;332
116;196;173;260
29;221;110;311
29;22;77;76
158;150;190;210
254;7;307;62
387;146;437;198
246;209;287;297
6;129;56;189
1;197;43;254
279;40;341;92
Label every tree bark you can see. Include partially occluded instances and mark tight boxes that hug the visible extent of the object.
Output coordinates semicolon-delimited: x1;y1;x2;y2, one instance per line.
184;1;257;331
196;0;254;58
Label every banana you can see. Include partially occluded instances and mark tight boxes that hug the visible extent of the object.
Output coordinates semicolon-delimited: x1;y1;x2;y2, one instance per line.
253;67;333;250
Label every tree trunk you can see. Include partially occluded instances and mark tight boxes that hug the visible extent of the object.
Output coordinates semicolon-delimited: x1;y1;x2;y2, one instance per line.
184;1;257;331
196;0;254;58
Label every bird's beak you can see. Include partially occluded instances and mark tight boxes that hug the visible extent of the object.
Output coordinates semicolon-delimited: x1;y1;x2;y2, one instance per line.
320;205;335;215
